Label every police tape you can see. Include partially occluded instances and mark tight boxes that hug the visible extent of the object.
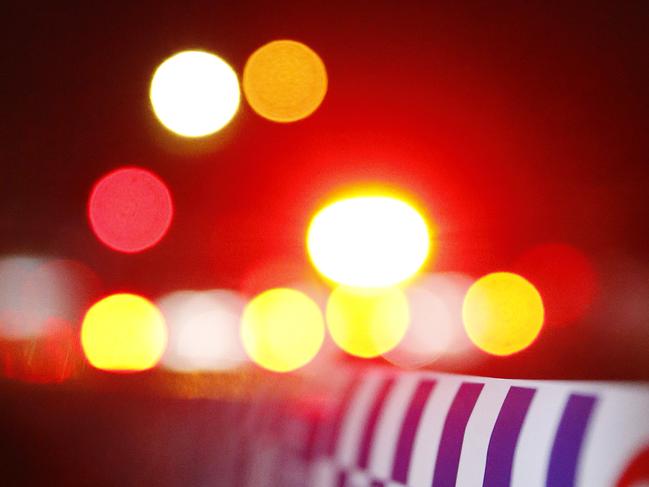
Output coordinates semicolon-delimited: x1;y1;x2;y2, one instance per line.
236;367;649;487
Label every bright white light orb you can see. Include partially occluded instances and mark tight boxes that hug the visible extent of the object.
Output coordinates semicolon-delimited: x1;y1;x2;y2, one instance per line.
307;195;432;288
157;290;248;372
150;50;240;137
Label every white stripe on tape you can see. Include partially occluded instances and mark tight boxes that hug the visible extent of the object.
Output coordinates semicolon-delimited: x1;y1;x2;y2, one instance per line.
408;376;460;485
511;385;568;487
336;371;384;467
456;380;509;486
368;373;418;479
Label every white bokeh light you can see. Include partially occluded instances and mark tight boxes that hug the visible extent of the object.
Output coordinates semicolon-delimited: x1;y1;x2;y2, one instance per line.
157;289;248;372
383;272;476;368
0;255;43;338
150;50;241;137
0;255;96;340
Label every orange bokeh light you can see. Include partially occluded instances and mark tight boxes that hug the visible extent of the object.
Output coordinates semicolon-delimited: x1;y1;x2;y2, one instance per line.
463;272;544;356
243;40;327;122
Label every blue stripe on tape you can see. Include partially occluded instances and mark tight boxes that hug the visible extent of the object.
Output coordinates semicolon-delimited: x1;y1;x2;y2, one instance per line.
357;378;396;469
547;393;597;487
432;382;484;487
392;379;436;483
483;386;536;486
337;470;348;487
326;375;361;457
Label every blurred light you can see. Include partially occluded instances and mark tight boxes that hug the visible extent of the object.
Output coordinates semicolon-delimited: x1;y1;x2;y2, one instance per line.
157;289;248;372
462;272;544;356
243;40;327;122
88;166;173;253
81;293;167;372
1;318;81;383
515;243;598;326
307;195;432;288
283;279;337;375
0;255;100;339
0;255;44;338
25;258;102;324
326;286;409;358
150;50;240;137
416;272;475;357
381;273;464;368
240;288;324;372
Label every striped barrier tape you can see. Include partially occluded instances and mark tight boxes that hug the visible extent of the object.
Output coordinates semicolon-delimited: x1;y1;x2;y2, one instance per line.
238;367;649;487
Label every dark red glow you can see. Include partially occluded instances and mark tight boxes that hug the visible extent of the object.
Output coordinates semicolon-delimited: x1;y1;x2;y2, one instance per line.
239;256;311;297
515;243;598;327
1;318;82;384
88;167;173;253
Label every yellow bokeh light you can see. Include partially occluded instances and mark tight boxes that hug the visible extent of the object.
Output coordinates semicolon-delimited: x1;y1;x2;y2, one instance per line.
326;286;410;358
81;293;167;372
243;40;327;122
307;195;432;288
150;50;240;137
462;272;544;356
240;288;324;373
